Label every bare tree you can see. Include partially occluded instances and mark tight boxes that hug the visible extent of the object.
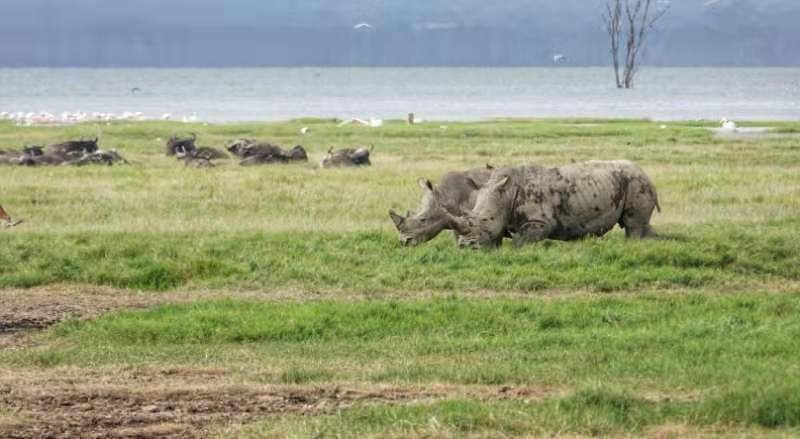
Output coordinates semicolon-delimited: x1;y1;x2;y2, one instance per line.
603;0;668;89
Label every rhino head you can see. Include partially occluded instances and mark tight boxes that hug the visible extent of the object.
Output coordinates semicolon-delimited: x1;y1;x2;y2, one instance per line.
389;179;454;247
439;174;514;249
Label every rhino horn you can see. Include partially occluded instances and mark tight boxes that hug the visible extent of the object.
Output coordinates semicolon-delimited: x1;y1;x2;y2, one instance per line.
389;209;406;228
441;209;470;234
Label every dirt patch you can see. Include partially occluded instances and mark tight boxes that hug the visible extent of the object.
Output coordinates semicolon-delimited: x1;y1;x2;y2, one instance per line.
0;368;555;438
0;285;160;349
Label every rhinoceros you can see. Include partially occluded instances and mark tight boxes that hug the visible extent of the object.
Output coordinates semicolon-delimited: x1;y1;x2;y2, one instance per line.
389;165;495;246
439;160;661;248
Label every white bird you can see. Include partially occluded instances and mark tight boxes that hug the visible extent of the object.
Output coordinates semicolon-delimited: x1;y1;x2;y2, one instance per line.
300;127;310;134
720;118;737;130
162;113;173;121
354;22;373;30
553;54;568;63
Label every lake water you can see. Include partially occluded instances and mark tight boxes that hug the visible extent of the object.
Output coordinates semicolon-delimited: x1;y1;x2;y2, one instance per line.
1;68;798;122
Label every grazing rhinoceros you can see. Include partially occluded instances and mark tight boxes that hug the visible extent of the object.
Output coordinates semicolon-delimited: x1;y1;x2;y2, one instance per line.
439;160;661;248
389;165;495;246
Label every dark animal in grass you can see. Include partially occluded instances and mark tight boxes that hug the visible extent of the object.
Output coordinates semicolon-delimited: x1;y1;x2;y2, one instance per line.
47;137;99;157
166;133;197;156
65;149;130;166
390;165;496;246
227;139;308;164
182;146;229;160
437;160;661;249
320;145;373;168
184;156;216;168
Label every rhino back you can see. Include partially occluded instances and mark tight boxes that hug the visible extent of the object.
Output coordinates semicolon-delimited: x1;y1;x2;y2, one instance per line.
508;162;631;240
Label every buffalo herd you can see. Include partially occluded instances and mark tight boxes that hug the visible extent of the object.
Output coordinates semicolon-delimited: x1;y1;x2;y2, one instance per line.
2;131;662;250
0;138;128;166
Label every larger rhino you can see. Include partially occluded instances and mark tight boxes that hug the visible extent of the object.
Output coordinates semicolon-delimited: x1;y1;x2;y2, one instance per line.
389;166;495;246
438;160;661;248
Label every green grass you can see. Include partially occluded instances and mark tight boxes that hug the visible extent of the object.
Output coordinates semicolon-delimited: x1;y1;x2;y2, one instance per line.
1;118;799;293
5;294;800;435
1;224;798;292
2;118;800;436
221;392;800;438
7;294;800;391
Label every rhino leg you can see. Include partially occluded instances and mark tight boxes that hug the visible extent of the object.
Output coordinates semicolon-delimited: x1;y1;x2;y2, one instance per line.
620;176;658;239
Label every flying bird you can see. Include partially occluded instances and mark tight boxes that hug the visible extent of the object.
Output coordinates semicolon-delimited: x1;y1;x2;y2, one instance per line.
553;54;568;64
354;23;374;30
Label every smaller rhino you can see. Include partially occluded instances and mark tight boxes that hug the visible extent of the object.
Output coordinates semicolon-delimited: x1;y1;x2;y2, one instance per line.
389;165;495;246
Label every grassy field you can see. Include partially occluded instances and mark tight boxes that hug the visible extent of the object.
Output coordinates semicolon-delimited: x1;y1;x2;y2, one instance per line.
1;118;799;437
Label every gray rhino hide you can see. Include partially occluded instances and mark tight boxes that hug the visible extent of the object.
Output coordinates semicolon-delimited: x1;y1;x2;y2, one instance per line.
390;166;494;246
447;160;661;248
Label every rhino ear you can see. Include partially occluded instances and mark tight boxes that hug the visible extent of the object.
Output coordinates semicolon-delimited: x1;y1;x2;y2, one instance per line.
489;176;510;192
417;179;434;193
389;209;405;228
485;163;495;170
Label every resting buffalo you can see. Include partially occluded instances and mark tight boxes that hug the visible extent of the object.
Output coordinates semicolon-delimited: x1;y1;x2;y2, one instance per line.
65;149;129;166
389;166;495;246
166;133;197;156
47;137;99;157
320;146;372;168
178;146;229;161
438;160;661;248
227;139;308;165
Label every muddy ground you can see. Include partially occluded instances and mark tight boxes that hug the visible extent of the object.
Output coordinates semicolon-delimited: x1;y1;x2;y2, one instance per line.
0;286;554;438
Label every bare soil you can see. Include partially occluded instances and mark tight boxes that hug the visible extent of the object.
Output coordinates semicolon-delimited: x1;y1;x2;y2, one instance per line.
0;367;554;438
0;286;556;438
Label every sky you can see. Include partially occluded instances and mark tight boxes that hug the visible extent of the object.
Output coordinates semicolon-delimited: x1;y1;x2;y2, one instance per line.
0;0;797;67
